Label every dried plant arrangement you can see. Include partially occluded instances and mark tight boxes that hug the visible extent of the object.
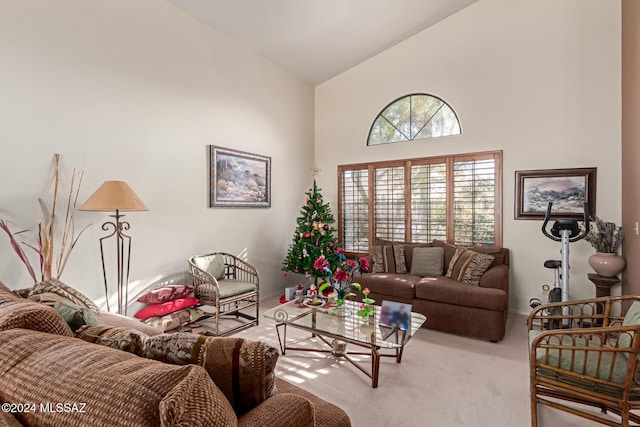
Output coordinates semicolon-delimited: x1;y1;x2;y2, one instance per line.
0;153;90;282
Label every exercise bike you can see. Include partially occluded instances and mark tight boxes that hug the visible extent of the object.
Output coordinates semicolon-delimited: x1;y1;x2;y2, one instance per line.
536;201;590;328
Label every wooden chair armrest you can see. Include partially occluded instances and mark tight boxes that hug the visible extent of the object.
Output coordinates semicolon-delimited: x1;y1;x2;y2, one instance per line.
528;295;640;331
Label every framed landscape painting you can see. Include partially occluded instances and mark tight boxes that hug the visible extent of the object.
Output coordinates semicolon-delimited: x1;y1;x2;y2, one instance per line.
209;145;271;208
514;167;596;220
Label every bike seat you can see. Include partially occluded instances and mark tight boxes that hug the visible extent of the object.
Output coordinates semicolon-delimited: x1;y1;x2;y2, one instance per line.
544;260;562;269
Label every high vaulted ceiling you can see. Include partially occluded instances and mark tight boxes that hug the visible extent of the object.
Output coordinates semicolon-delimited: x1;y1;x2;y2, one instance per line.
164;0;479;85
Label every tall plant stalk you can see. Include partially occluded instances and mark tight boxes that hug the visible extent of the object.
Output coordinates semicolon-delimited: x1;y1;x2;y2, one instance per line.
0;153;90;282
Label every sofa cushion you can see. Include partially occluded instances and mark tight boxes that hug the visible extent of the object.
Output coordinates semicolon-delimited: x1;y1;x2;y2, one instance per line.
143;334;279;415
356;273;420;300
142;308;205;332
29;278;100;314
530;330;630;384
410;247;444;276
431;240;458;270
371;245;396;273
193;254;226;280
76;324;148;356
618;301;640;351
0;328;237;427
0;286;73;336
445;248;495;286
53;300;103;331
134;297;199;320
374;238;431;272
393;245;407;274
99;311;163;336
415;276;507;311
79;326;278;415
137;284;196;304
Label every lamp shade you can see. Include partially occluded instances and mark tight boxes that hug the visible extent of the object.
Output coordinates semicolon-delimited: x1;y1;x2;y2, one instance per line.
80;181;148;212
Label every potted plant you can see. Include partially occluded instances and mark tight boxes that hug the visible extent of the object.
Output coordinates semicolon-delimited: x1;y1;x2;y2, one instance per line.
585;216;625;277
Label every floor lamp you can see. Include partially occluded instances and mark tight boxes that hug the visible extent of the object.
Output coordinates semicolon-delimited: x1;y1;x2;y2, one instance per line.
80;181;148;315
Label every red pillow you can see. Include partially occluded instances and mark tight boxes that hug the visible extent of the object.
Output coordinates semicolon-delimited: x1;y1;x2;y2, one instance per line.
134;297;199;320
136;284;196;304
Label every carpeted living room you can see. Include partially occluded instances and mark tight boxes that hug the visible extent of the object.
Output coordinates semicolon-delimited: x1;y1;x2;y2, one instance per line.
1;0;639;426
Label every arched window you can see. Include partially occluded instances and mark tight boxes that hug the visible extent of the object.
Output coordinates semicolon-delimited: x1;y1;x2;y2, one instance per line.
367;94;461;146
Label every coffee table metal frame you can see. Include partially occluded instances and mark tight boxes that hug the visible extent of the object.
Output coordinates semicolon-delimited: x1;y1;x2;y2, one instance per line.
263;299;426;388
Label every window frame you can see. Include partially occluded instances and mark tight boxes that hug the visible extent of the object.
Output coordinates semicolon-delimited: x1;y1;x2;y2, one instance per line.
366;93;462;146
337;150;503;257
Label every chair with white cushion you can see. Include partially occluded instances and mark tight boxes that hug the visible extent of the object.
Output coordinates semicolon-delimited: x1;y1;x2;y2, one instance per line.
188;252;259;336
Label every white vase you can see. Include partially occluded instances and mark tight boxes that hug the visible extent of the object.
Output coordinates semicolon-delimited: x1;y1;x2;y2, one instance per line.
588;252;626;277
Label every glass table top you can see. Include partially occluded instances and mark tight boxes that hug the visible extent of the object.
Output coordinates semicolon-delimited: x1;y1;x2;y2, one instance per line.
263;298;426;349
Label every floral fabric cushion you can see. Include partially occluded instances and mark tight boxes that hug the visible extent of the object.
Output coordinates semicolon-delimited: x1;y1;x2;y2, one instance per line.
29;279;100;314
137;284;196;304
393;245;407;274
144;334;279;415
76;324;147;356
446;248;495;286
141;308;204;332
134;297;199;320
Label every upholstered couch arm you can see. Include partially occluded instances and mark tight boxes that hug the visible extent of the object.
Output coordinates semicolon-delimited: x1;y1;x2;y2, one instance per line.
0;409;23;426
478;264;509;291
238;393;314;427
77;326;279;416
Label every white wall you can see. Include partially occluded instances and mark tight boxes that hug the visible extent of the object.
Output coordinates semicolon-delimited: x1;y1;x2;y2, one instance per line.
315;0;622;314
0;0;315;307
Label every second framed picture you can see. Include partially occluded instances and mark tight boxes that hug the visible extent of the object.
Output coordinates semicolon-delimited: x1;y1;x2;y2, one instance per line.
514;167;596;220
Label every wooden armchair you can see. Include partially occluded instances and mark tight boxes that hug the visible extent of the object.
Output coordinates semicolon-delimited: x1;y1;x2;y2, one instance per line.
528;295;640;427
188;252;259;336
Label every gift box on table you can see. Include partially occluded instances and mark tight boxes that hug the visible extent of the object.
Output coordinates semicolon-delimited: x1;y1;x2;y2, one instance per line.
284;284;307;301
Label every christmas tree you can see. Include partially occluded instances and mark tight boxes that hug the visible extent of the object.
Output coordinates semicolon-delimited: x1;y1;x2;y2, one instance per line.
282;180;341;284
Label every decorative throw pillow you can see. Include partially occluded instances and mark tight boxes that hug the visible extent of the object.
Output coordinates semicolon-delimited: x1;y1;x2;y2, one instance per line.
446;248;495;285
53;300;103;332
75;324;148;356
410;247;444;276
29;279;100;314
371;245;385;273
144;334;279;415
134;297;199;320
371;245;396;273
142;308;205;332
193;254;225;280
137;284;196;304
618;301;640;352
393;245;407;274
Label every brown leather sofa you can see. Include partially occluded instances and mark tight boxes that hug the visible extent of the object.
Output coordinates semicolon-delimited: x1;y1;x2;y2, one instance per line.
0;280;350;427
355;239;510;342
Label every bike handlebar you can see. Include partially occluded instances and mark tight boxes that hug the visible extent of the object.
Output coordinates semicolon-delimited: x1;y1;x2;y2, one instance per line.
541;201;590;242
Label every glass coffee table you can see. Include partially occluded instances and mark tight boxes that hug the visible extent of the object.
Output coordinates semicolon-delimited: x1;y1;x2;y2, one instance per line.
263;298;426;388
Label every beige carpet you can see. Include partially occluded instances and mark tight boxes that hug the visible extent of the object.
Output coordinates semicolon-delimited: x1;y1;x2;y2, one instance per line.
233;298;621;427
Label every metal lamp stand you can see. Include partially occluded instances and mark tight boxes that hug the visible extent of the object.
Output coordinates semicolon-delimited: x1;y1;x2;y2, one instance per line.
99;209;132;315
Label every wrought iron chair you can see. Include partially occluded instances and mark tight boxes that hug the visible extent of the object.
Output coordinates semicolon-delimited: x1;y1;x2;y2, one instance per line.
528;295;640;426
188;252;259;336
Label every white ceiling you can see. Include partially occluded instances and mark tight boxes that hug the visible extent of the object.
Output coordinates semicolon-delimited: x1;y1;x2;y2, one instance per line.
164;0;479;85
